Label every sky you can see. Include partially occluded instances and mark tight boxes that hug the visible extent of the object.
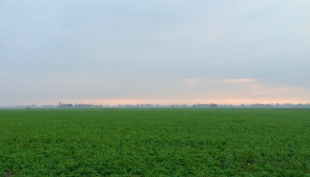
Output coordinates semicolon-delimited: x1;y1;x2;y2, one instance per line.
1;0;310;106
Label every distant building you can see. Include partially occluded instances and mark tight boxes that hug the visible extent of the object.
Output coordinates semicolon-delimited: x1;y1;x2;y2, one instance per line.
193;103;217;108
251;104;271;108
59;103;73;108
140;104;152;108
211;104;217;108
74;104;94;108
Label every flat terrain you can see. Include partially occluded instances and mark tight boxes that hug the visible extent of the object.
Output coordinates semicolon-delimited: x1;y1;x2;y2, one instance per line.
0;108;310;176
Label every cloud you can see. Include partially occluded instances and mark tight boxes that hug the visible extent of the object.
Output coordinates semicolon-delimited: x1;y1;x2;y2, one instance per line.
251;85;302;96
222;79;256;84
293;25;310;33
181;78;257;84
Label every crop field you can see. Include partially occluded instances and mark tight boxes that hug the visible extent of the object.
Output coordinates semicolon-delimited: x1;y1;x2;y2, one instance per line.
0;108;310;176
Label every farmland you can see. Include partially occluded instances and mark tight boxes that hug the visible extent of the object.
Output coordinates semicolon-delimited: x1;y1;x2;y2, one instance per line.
0;108;310;176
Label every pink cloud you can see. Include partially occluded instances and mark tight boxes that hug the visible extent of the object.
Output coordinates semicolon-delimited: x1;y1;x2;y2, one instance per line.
180;79;197;84
180;78;257;84
222;79;256;84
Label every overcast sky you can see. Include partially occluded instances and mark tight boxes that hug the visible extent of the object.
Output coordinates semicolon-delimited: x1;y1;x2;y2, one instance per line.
1;0;310;106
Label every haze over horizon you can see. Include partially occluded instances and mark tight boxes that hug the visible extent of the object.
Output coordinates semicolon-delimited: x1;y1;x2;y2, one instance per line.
1;1;310;106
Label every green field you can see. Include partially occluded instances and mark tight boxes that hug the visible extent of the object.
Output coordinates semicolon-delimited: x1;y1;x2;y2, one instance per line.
1;108;310;176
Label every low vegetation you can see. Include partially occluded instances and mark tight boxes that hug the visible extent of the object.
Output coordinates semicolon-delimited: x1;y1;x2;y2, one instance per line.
0;108;310;176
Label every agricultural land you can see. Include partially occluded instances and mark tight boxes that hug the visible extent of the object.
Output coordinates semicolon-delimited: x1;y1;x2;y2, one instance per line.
0;108;310;176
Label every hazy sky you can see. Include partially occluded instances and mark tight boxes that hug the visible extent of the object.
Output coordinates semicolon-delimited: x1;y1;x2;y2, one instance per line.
1;0;310;106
